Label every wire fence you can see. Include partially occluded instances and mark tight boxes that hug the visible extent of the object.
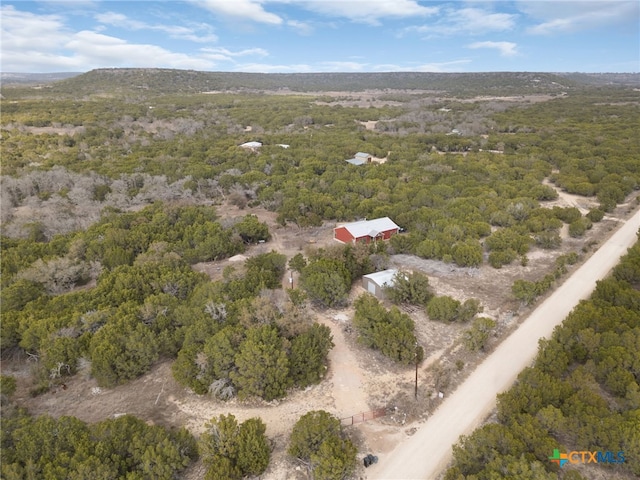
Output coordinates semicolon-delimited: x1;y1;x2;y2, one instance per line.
341;407;387;426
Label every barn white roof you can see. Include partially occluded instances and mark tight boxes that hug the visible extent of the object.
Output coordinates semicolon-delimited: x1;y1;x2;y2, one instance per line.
363;269;398;288
339;217;399;238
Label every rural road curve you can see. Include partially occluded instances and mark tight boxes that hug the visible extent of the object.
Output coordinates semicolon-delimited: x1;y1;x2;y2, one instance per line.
369;209;640;480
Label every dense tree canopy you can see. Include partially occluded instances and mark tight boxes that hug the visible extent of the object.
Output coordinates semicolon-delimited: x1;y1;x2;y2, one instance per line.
4;85;637;268
1;412;197;479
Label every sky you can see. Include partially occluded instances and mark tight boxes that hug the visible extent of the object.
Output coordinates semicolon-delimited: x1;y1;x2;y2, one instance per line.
1;1;639;73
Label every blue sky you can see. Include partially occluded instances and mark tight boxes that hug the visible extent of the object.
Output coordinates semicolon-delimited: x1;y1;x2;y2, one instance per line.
2;1;638;73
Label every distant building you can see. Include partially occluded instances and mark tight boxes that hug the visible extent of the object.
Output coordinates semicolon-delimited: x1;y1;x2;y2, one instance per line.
346;157;367;166
345;152;372;166
239;141;262;150
355;152;373;162
362;269;399;298
334;217;400;244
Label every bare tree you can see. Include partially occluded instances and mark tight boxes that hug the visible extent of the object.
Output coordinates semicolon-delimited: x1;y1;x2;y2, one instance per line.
18;257;92;294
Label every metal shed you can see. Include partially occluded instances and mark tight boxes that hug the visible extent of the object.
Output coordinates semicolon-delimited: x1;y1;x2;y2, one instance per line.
362;269;398;298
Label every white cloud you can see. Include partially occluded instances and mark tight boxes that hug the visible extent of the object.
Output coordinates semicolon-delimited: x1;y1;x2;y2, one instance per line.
95;11;145;29
318;61;368;71
517;0;635;20
457;8;518;33
404;7;517;37
519;0;639;35
190;0;436;26
0;5;80;71
292;0;439;25
0;6;215;72
37;1;97;6
174;32;220;43
233;59;471;73
527;18;572;35
373;60;472;72
65;31;215;69
1;5;69;51
469;41;518;57
200;47;269;62
234;61;366;73
233;62;314;73
203;47;269;57
0;5;223;71
287;19;314;35
414;60;472;72
95;11;218;43
192;0;283;25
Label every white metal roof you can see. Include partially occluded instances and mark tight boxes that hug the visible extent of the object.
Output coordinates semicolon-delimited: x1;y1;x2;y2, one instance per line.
363;269;398;288
346;157;366;166
355;152;371;159
240;141;262;148
339;217;399;238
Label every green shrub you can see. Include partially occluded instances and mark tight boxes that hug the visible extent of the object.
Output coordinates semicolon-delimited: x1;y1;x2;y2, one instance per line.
427;296;461;322
288;410;357;480
463;317;497;351
300;259;351;308
586;208;605;222
568;217;592;238
200;414;270;480
353;294;422;364
0;375;17;399
488;249;517;268
384;271;433;306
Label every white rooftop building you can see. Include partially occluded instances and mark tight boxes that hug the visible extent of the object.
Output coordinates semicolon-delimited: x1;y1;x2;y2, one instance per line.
362;269;400;298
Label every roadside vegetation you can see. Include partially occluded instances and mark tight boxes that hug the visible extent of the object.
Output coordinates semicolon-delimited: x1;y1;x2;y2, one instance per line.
445;238;640;479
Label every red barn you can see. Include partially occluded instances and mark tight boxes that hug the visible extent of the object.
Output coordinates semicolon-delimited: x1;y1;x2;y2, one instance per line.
334;217;400;244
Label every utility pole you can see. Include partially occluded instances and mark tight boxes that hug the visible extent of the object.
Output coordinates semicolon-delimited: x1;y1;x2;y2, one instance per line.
415;342;419;399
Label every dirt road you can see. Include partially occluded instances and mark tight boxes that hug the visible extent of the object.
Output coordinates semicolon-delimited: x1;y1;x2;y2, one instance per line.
369;209;640;480
318;315;370;416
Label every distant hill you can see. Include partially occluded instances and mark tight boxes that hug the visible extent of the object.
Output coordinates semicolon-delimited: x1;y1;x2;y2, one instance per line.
1;72;83;85
557;72;640;86
3;69;638;97
43;69;580;97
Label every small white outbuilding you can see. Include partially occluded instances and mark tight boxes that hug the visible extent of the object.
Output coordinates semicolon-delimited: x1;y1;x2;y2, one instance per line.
239;141;262;149
362;269;399;298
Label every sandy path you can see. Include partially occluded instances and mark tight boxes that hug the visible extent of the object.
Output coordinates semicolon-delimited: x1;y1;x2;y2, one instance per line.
318;315;370;417
541;177;597;214
369;209;640;480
